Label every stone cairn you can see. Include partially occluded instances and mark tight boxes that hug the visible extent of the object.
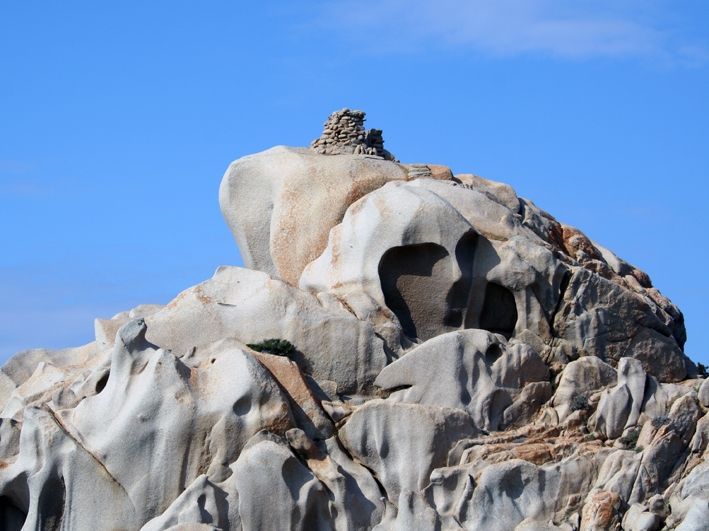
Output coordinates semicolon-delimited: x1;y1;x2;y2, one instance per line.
310;108;396;160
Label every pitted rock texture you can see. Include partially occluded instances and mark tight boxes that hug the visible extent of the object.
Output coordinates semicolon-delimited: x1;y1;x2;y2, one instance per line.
1;111;706;530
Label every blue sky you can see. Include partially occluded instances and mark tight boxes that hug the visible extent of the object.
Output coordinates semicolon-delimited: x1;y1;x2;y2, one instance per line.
1;1;707;365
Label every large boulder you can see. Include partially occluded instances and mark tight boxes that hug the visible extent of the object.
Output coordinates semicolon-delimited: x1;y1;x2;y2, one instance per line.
229;433;332;530
457;456;601;530
668;461;709;529
298;176;688;382
300;179;567;347
338;399;477;502
219;146;410;285
590;358;647;439
375;329;548;431
553;269;687;382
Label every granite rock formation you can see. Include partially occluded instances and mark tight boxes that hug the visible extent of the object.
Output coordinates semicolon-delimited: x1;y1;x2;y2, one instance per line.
0;110;706;530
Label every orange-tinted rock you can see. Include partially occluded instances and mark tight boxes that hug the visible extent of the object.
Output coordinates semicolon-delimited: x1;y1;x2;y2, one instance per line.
581;490;622;531
252;351;334;439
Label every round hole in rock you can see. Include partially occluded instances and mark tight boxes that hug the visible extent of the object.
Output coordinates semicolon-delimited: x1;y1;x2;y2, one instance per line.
485;343;504;366
379;242;452;341
479;283;518;339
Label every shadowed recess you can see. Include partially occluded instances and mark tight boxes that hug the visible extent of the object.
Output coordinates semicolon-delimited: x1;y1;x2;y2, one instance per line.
379;242;450;341
0;496;27;531
479;283;518;339
444;231;478;328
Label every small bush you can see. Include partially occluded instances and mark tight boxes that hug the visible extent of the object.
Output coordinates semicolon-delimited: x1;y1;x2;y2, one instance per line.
570;394;590;412
620;429;640;449
651;415;672;429
247;338;297;357
698;363;708;378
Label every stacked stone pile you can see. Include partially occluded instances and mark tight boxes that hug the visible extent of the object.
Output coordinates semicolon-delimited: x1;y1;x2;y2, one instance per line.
363;128;386;156
310;108;396;160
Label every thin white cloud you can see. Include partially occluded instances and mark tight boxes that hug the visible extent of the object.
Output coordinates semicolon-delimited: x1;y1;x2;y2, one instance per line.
0;179;49;198
316;0;706;62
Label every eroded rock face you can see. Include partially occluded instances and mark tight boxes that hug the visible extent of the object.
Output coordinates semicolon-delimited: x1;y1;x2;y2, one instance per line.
298;176;687;383
1;112;705;530
143;266;388;395
0;320;294;529
338;399;477;501
218;146;409;285
375;330;548;432
552;268;687;382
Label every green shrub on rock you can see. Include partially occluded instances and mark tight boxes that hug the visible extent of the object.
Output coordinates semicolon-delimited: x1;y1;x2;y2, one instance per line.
247;338;297;357
620;429;640;450
570;394;590;412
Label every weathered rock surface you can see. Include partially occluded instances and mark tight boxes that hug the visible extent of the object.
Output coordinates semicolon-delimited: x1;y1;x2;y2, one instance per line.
1;110;705;530
339;399;477;501
144;265;388;395
375;329;548;431
219;146;410;285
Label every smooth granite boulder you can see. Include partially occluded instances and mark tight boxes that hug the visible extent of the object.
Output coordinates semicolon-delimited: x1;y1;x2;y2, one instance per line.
230;433;332;530
338;399;477;502
458;456;601;530
299;179;569;349
375;329;548;431
140;475;238;531
590;358;647;439
219;146;410;285
667;461;709;530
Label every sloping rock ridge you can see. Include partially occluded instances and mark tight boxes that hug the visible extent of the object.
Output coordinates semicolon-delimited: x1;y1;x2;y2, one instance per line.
1;109;706;530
